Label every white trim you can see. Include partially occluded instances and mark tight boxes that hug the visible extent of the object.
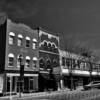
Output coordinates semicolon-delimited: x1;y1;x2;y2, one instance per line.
52;42;57;48
33;38;37;42
73;70;90;75
7;73;38;77
18;34;23;38
26;36;30;40
33;57;38;61
26;56;30;60
62;69;69;73
8;53;14;58
9;32;15;36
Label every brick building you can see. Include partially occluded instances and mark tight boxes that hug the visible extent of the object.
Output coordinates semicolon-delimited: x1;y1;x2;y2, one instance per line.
0;16;39;95
59;49;100;90
37;27;61;91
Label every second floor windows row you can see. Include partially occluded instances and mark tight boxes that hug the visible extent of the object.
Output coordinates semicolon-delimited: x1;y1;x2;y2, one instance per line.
9;32;37;49
8;53;38;69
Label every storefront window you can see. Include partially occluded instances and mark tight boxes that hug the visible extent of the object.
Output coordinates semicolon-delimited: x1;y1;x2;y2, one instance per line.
39;58;45;68
46;59;51;69
26;37;30;47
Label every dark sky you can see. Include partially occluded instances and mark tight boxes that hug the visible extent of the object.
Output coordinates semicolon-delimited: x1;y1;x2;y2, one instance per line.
1;0;100;56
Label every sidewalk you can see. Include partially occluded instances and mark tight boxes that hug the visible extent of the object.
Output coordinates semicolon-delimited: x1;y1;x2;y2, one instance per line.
0;88;83;100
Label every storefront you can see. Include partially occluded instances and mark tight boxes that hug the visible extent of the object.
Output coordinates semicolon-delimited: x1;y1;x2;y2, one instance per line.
3;73;38;95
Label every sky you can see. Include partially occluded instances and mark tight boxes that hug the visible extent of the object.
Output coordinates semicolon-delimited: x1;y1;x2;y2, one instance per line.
0;0;100;56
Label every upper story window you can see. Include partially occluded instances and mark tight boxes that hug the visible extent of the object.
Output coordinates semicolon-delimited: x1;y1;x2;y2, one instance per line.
53;59;58;67
18;34;23;46
32;38;37;49
66;58;71;68
8;53;14;67
25;56;30;67
9;32;15;45
33;57;38;68
39;58;45;68
26;37;30;47
43;40;47;49
48;42;52;51
62;57;65;66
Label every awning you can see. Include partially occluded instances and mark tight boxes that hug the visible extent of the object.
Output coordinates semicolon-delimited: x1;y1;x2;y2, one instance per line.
39;73;52;80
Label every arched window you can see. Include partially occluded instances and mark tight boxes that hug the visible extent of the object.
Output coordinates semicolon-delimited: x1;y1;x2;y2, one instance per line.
32;38;37;49
9;32;15;45
43;40;47;49
46;59;51;69
25;56;30;67
25;36;30;47
33;57;38;68
18;34;23;46
8;53;14;67
39;58;45;68
48;42;52;51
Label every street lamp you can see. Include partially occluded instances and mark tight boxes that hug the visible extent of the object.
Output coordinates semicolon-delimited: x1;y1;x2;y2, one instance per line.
18;55;24;98
69;58;73;91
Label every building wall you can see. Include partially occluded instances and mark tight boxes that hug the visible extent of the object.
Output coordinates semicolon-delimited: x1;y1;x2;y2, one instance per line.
5;19;39;73
38;28;60;71
0;15;7;73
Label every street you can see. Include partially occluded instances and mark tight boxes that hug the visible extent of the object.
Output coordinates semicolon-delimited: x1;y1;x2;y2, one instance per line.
1;88;100;100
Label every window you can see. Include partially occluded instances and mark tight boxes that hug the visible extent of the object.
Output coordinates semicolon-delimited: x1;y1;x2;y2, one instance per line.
18;34;23;46
66;58;71;68
26;37;30;47
53;59;58;67
8;53;14;67
9;32;15;45
25;56;30;67
48;42;52;51
43;41;47;49
33;57;38;68
46;59;51;69
32;38;37;49
62;57;65;66
39;58;45;68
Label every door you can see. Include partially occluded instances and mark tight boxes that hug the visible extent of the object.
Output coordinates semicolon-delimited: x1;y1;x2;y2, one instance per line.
29;78;34;92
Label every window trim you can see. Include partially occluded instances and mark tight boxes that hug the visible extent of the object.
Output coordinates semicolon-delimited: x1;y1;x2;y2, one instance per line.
8;53;14;67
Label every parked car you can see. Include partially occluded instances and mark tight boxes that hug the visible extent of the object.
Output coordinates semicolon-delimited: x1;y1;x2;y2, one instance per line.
83;81;100;90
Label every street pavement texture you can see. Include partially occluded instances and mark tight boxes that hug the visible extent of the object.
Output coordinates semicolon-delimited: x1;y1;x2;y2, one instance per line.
1;88;100;100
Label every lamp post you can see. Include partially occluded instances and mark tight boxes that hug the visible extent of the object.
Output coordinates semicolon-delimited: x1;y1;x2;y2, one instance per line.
70;58;73;91
18;55;23;98
9;74;12;100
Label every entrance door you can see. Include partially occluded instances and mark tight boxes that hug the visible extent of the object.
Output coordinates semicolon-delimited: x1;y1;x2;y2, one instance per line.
29;78;34;92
